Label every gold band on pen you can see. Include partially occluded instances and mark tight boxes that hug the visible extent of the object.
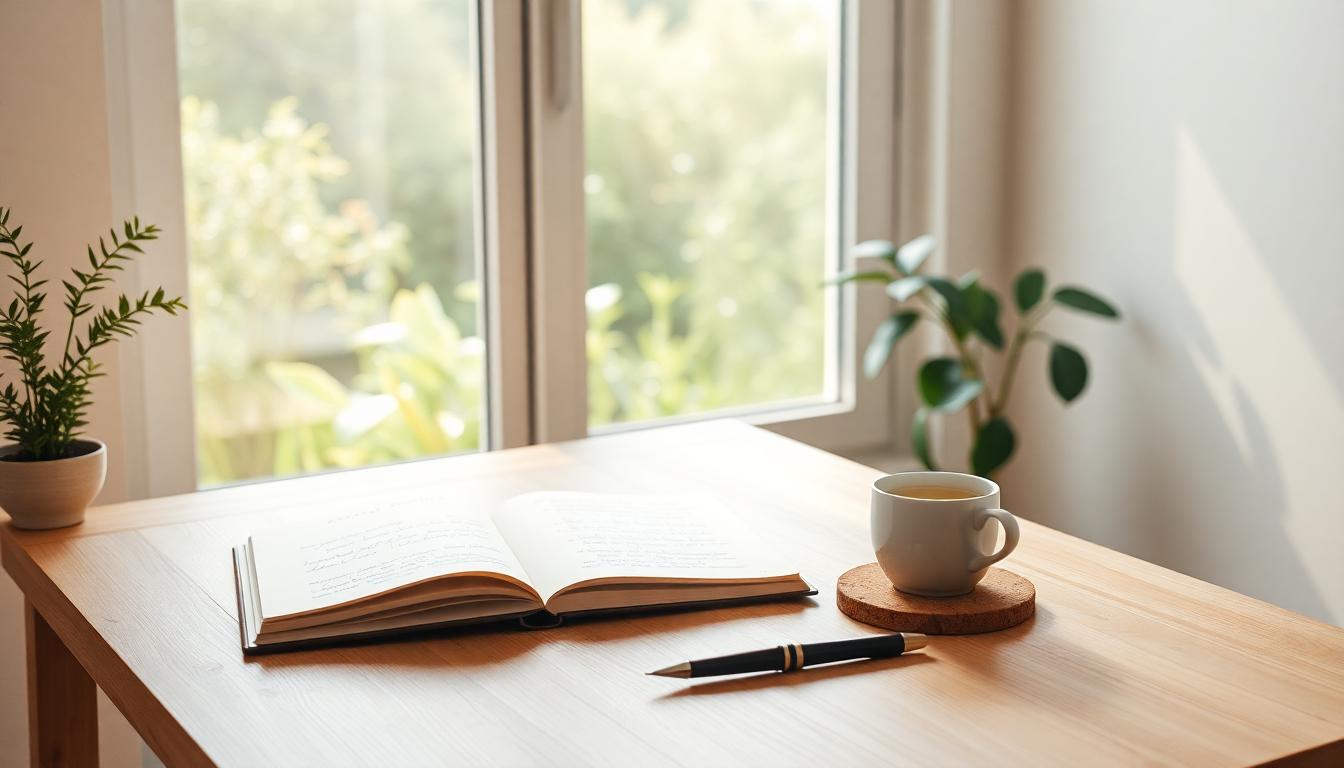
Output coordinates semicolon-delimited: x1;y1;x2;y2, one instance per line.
793;643;805;670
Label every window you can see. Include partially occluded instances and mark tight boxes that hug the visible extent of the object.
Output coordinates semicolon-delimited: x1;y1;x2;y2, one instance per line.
117;0;897;490
176;0;486;485
582;0;839;428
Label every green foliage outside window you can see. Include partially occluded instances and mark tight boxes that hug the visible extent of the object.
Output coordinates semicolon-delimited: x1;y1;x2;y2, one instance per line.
181;0;834;485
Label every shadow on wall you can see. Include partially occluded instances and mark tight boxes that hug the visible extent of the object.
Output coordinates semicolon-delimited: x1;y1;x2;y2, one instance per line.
1001;0;1343;623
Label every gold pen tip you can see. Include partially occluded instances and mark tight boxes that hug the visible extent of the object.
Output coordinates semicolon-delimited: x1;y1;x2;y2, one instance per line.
902;633;928;652
647;662;692;678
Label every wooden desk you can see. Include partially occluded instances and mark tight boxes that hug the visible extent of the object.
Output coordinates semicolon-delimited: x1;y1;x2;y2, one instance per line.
4;421;1344;767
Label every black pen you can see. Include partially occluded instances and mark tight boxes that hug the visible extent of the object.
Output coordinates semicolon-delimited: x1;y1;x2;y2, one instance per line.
646;632;928;679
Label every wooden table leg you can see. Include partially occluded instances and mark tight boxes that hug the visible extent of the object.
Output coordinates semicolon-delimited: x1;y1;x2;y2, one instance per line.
25;599;98;768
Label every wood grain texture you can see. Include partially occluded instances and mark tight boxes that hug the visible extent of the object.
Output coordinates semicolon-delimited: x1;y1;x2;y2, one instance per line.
3;420;1344;767
837;564;1035;634
26;600;97;768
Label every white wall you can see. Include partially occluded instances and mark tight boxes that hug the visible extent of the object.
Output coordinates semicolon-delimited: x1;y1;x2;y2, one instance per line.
0;2;147;765
1000;0;1344;624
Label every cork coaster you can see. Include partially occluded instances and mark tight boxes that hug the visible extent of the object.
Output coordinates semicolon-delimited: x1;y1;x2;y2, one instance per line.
836;563;1035;635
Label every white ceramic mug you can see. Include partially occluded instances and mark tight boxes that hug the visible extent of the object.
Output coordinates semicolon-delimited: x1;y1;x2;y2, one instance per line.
871;471;1020;597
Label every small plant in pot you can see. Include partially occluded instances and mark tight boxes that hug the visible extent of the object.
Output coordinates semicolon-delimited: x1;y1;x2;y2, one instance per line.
0;207;185;529
830;234;1120;479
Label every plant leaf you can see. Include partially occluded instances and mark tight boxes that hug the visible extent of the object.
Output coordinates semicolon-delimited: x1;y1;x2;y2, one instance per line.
918;357;984;411
894;234;935;275
971;417;1016;478
1014;269;1045;313
851;239;896;263
962;282;1004;349
886;275;927;302
825;269;892;286
925;277;971;339
912;407;938;471
925;277;964;314
1053;286;1119;318
863;311;919;379
265;361;348;412
1049;342;1089;402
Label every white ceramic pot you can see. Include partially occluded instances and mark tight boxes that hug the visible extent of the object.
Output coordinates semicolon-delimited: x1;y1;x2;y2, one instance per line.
0;439;107;530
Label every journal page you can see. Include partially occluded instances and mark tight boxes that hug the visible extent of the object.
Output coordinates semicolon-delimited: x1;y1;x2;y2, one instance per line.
492;491;797;604
250;497;535;620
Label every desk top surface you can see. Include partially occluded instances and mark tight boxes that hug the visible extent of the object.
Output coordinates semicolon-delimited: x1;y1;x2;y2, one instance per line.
4;421;1343;767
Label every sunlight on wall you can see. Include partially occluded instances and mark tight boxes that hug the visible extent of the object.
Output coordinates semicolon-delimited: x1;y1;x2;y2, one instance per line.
1173;129;1344;613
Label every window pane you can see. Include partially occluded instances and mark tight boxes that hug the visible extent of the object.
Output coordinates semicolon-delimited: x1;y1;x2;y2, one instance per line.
583;0;839;427
177;0;484;486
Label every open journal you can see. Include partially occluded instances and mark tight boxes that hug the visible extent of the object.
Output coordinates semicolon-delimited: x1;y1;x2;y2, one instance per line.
232;492;815;653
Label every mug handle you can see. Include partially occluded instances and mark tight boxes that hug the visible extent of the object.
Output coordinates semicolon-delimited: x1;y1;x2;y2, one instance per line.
967;508;1020;572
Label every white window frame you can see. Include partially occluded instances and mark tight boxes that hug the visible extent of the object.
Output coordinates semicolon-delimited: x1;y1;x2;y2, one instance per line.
764;0;901;451
108;0;903;494
525;0;902;451
104;0;197;499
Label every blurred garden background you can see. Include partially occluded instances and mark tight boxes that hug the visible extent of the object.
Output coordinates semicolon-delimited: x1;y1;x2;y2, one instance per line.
177;0;834;486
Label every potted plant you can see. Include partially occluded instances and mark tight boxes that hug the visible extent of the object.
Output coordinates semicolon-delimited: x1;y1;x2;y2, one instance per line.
830;235;1120;479
0;207;185;529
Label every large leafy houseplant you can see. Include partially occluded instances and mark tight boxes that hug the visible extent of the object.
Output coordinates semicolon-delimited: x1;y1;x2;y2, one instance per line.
0;207;186;460
831;235;1120;479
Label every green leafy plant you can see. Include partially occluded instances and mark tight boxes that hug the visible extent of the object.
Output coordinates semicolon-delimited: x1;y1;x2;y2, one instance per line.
0;208;186;461
831;235;1120;478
